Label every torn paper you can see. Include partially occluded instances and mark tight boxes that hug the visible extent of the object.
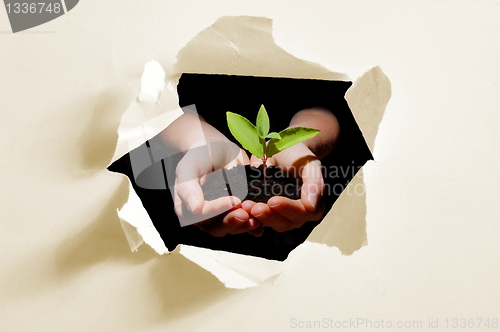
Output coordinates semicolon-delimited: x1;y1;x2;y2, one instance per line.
179;245;286;289
111;60;184;163
308;67;392;252
110;15;391;289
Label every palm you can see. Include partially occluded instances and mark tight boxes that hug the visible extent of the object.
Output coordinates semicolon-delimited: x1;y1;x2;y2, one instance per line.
247;142;325;232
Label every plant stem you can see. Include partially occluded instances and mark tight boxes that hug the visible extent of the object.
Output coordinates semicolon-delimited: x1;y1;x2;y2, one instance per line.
262;138;268;183
262;157;267;182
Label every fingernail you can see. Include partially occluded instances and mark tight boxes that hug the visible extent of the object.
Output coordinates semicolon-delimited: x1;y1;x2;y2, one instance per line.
307;193;317;209
187;195;198;213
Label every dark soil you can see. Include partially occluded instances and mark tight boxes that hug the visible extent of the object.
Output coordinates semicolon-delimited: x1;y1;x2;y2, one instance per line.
202;164;301;203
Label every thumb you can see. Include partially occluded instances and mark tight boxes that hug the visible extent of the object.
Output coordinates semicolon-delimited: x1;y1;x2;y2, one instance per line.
175;178;204;214
175;156;204;215
300;160;324;212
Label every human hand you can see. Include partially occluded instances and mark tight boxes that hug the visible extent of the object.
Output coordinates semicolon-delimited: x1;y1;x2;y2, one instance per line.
248;142;325;232
174;139;263;237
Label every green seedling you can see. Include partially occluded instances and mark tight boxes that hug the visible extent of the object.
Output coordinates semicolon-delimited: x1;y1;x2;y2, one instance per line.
227;105;320;182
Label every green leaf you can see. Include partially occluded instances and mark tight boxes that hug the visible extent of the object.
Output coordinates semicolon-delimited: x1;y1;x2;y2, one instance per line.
256;105;270;138
266;127;320;158
265;132;281;139
226;112;264;158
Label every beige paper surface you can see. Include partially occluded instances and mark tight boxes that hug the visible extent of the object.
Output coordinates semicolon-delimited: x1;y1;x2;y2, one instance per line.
2;1;499;331
115;16;390;288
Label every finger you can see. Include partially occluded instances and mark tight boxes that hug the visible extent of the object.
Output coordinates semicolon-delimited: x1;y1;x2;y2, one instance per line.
173;190;184;218
175;152;206;214
247;224;265;237
249;155;261;168
175;178;204;214
250;202;272;219
251;202;295;232
241;200;256;213
225;148;250;169
179;194;241;226
267;196;308;221
204;207;248;237
239;150;251;165
246;216;260;229
200;196;241;220
207;140;243;170
236;149;250;165
227;209;264;235
268;196;325;224
299;160;324;212
228;216;263;235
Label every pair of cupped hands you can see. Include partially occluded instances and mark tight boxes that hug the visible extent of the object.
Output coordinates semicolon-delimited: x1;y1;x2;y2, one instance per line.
173;138;325;237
